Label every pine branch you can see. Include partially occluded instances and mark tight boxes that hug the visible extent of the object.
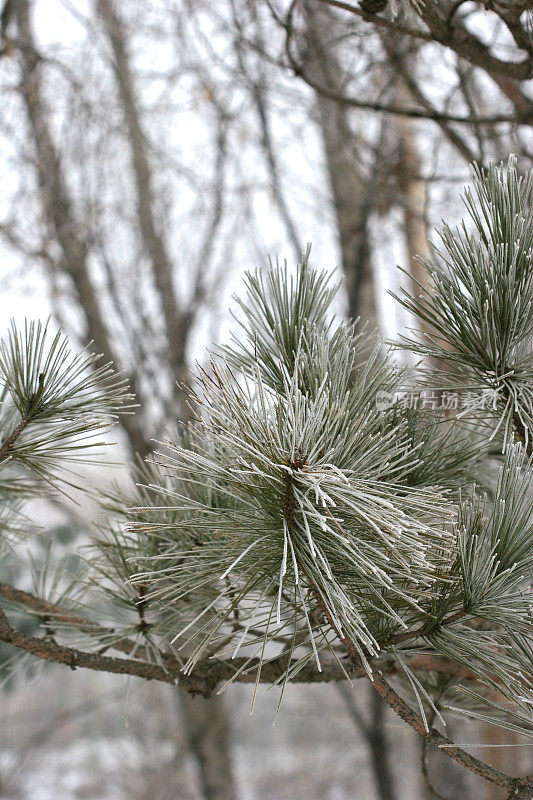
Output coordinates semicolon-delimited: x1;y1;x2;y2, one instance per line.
279;403;531;794
394;156;533;454
367;668;533;800
0;581;137;656
128;248;531;721
0;320;134;491
0;373;45;461
0;603;361;693
305;569;533;797
2;151;531;792
0;581;479;689
0;413;33;463
381;608;467;649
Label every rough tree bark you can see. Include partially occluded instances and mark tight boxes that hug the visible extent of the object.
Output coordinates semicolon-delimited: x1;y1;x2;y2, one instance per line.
178;693;237;800
337;682;398;800
396;116;430;285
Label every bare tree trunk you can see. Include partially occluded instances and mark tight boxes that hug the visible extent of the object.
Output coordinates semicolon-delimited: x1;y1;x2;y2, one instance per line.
391;49;461;381
178;693;238;800
96;0;190;414
14;0;149;458
320;106;377;331
338;683;398;800
303;4;379;332
396;116;431;287
366;691;398;800
395;111;443;352
230;0;302;263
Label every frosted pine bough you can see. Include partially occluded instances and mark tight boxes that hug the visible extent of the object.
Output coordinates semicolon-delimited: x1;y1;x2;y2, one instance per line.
131;265;461;685
0;157;532;794
119;159;532;739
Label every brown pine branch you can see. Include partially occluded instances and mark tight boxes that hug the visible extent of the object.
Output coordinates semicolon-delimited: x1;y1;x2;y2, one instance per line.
0;580;480;693
0;601;351;695
0;414;32;462
381;608;467;649
307;579;533;798
5;578;526;792
368;669;533;800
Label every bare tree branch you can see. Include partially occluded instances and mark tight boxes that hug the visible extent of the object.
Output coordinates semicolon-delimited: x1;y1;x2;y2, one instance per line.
96;0;192;404
231;0;303;261
381;34;477;163
13;0;150;458
314;0;533;82
303;1;378;329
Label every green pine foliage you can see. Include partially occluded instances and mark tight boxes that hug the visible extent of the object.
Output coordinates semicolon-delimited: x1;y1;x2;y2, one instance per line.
0;314;133;565
0;319;133;490
0;317;133;611
394;156;533;451
1;158;532;743
126;262;461;680
109;159;529;731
